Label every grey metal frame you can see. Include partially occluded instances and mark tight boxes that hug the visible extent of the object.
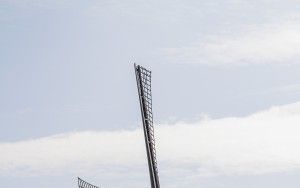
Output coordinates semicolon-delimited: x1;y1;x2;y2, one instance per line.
134;64;160;188
78;177;99;188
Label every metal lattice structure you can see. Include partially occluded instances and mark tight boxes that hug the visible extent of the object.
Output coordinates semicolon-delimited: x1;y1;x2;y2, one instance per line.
78;177;99;188
134;64;160;188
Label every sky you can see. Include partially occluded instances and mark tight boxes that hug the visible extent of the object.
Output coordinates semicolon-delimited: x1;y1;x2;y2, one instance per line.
1;0;300;187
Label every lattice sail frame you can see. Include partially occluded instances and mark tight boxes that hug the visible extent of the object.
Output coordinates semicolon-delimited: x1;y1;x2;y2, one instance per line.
78;177;99;188
135;64;160;188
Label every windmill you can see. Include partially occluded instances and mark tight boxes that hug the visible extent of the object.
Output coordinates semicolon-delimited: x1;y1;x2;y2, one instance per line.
77;64;161;188
134;64;160;188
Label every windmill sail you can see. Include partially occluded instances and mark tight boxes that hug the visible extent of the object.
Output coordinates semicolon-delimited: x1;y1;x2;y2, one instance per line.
134;64;160;188
78;177;99;188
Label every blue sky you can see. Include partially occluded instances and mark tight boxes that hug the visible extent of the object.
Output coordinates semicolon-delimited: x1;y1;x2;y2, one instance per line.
1;0;300;188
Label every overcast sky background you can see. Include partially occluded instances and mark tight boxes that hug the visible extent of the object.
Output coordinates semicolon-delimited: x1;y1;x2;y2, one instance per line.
1;0;300;188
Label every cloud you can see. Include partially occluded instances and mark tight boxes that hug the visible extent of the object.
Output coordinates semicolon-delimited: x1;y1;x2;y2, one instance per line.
164;22;300;66
2;101;300;177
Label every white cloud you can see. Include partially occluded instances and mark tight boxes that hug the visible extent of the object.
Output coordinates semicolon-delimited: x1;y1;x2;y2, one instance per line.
164;22;300;66
2;101;300;177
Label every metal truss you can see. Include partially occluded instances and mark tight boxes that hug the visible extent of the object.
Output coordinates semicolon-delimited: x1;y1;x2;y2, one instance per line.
135;64;160;188
78;177;99;188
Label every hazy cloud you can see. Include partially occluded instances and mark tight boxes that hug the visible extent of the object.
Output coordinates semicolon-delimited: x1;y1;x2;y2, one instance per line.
164;22;300;66
2;101;300;177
